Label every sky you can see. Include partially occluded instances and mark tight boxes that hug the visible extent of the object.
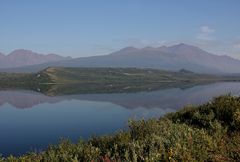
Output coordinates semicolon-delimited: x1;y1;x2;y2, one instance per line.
1;0;240;58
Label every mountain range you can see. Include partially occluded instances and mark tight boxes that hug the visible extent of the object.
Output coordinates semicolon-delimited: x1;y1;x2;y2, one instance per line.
0;49;71;68
1;43;240;74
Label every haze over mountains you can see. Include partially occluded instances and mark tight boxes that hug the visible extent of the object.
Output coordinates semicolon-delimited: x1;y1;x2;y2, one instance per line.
0;49;71;68
1;43;240;74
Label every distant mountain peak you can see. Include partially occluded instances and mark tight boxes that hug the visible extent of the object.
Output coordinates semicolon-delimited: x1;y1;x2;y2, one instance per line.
175;43;191;47
168;43;200;51
121;46;138;51
142;46;158;50
2;43;240;74
110;46;138;55
0;49;71;69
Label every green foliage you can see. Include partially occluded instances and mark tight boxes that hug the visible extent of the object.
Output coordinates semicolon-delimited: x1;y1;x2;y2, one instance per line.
1;67;240;96
1;95;240;161
35;67;240;95
0;71;52;93
168;95;240;132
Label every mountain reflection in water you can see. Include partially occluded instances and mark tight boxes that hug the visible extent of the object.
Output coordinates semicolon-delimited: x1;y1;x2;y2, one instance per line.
0;82;240;110
0;82;240;156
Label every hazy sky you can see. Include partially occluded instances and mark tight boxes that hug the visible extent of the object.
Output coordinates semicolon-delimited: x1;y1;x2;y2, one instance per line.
1;0;240;58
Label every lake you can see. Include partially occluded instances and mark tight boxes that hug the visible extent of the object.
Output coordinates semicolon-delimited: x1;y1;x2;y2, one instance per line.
1;82;240;156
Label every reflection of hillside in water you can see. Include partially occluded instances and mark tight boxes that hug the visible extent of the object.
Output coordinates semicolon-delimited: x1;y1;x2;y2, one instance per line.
0;90;62;109
0;82;240;110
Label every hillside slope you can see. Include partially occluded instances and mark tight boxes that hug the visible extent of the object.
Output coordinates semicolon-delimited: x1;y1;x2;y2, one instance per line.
1;67;240;95
3;44;240;74
37;67;223;84
0;49;71;68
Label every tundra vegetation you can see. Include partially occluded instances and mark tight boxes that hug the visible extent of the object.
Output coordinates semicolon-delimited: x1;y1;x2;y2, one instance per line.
0;95;239;162
1;67;240;96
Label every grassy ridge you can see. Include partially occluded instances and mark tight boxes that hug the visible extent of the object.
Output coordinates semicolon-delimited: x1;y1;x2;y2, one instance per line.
38;67;229;84
1;67;240;86
0;72;33;87
0;71;52;92
36;67;240;95
1;95;239;161
1;67;240;95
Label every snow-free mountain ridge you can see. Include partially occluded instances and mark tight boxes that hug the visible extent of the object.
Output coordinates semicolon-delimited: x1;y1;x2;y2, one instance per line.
0;49;71;68
1;44;240;74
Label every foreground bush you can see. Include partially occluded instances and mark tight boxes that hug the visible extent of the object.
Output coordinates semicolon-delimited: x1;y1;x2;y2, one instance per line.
1;95;240;162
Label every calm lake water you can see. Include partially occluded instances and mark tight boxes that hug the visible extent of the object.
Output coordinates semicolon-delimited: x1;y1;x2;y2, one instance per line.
1;82;240;156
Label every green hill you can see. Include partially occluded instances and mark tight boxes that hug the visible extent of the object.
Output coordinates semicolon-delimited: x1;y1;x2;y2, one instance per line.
36;67;226;84
30;67;240;95
1;67;240;95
